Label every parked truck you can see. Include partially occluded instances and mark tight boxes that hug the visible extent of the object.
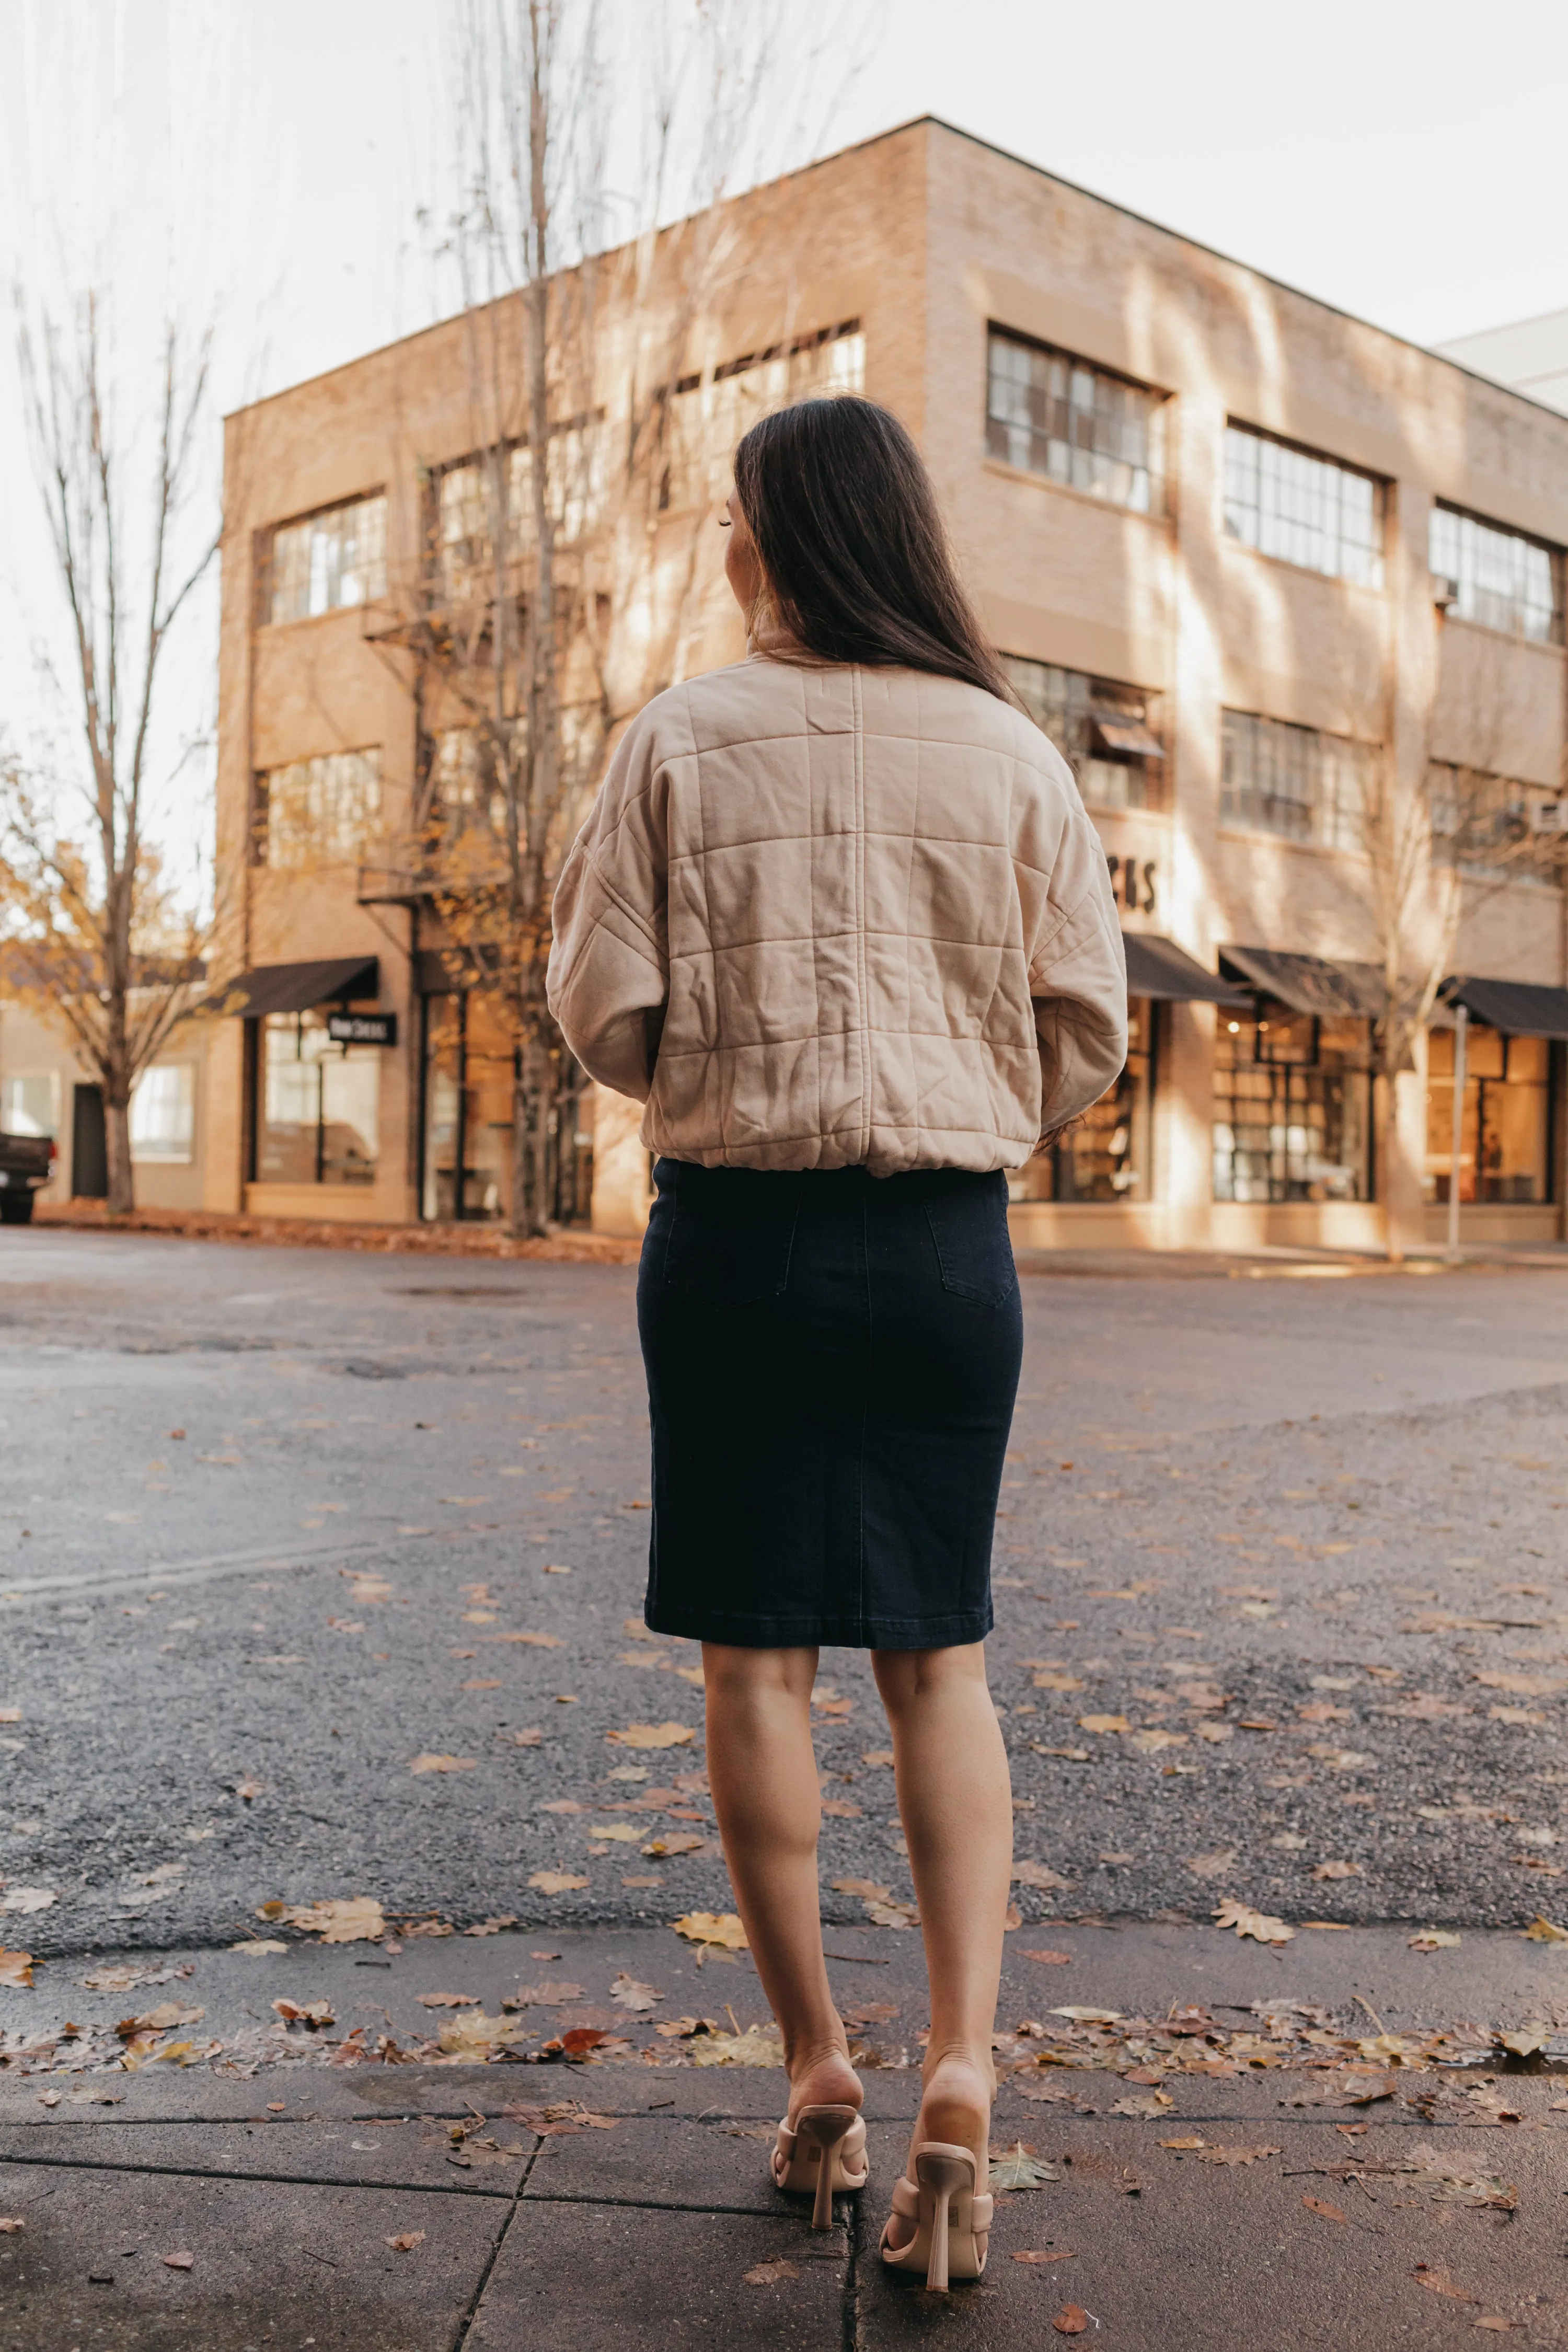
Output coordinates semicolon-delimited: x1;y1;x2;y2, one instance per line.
0;1129;54;1223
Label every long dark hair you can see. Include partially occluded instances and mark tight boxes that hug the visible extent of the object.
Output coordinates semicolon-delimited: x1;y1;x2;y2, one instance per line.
732;396;1011;701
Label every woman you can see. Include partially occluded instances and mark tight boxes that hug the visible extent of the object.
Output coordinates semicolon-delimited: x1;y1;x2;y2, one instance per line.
547;395;1126;2288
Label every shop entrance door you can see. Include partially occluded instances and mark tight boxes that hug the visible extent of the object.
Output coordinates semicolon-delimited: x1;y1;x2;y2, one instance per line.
71;1083;108;1198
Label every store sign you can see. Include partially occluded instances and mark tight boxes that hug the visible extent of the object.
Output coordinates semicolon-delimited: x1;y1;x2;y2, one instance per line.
1105;852;1158;916
327;1010;398;1047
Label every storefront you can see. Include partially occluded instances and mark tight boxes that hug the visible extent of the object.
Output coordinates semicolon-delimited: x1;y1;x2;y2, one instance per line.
1426;977;1568;1239
224;955;410;1223
416;957;593;1227
1212;949;1378;1209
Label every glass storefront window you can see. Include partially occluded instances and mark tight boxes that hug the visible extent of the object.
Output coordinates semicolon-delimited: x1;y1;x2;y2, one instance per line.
1425;1027;1553;1204
260;1012;379;1185
1010;1000;1152;1203
421;990;512;1222
1213;1010;1373;1202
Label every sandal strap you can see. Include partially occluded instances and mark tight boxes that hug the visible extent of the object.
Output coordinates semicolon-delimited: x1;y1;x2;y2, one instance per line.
890;2174;921;2218
971;2196;994;2229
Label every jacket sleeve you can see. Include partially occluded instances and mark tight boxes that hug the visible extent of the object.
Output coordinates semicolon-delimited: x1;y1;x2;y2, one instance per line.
1014;752;1129;1138
546;708;668;1104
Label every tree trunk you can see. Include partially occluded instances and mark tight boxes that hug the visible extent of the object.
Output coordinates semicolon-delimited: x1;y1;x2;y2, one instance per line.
511;1027;556;1239
104;1090;135;1214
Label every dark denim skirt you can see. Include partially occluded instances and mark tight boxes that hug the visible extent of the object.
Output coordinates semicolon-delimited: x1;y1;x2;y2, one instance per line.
636;1160;1024;1651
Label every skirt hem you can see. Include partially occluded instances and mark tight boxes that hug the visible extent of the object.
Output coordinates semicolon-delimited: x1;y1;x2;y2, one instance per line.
643;1599;994;1652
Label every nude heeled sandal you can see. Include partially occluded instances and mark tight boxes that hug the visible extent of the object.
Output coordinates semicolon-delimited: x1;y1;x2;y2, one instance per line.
770;2104;870;2229
879;2143;992;2291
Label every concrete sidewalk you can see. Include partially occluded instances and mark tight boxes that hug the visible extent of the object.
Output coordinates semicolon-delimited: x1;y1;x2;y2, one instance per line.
3;1920;1565;2348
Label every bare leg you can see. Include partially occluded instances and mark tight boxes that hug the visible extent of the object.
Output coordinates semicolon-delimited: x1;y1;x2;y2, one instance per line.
701;1642;859;2123
872;1642;1012;2228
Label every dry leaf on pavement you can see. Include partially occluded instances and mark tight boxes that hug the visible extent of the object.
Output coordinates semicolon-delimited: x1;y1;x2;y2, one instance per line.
257;1897;387;1944
1078;1715;1131;1736
118;2002;204;2034
1052;2306;1091;2335
672;1911;748;1950
607;1722;695;1750
609;1974;662;2012
416;1992;480;2009
745;2257;799;2285
1521;1915;1568;1942
1159;2136;1207;2150
273;1999;333;2028
1020;1949;1072;1964
464;1916;517;1936
1409;1930;1461;1952
0;1950;34;1988
1411;2265;1474;2302
1111;2091;1173;2117
1301;2196;1346;2223
528;1871;590;1894
988;2142;1061;2189
1213;1899;1295;1944
1195;2144;1280;2166
1013;1861;1071;1890
0;1889;55;1914
163;2251;195;2269
230;1939;290;1957
409;1754;477;1774
690;2025;786;2067
504;1980;586;2007
385;2232;425;2252
1312;1861;1359;1882
1014;2250;1077;2264
1184;1851;1237;1880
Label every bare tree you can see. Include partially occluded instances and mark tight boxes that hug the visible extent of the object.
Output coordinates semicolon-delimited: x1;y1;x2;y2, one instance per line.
366;0;875;1235
1;295;221;1212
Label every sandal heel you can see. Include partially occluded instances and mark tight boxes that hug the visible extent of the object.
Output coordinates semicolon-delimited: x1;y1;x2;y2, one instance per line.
915;2148;971;2292
798;2108;855;2229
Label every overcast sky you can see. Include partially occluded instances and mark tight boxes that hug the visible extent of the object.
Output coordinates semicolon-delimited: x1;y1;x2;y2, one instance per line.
2;0;1564;872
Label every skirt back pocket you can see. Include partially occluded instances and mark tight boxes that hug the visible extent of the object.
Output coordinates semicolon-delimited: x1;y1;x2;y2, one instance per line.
923;1171;1017;1307
653;1162;802;1309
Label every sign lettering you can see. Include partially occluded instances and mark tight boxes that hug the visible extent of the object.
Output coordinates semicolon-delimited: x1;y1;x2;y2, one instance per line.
327;1010;397;1047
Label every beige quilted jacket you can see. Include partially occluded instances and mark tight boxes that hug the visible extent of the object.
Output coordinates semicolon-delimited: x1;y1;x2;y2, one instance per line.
546;656;1128;1175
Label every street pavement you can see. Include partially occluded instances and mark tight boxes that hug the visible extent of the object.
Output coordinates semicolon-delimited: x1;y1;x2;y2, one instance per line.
3;1228;1568;2346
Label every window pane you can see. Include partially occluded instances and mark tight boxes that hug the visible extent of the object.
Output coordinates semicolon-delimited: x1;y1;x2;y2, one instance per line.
1213;1013;1374;1201
268;495;387;625
1012;1003;1152;1203
1;1074;58;1137
129;1065;195;1162
1223;423;1385;586
987;330;1162;515
1429;502;1562;642
1003;654;1166;812
259;1012;379;1185
261;748;382;869
1221;709;1370;851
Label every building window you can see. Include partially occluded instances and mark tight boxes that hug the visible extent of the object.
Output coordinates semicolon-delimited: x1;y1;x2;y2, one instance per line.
267;494;387;625
986;329;1163;514
1429;503;1561;643
1220;709;1370;852
1223;423;1384;587
1428;763;1564;884
259;1011;379;1186
257;748;382;869
419;989;592;1225
1;1072;59;1137
433;419;607;602
1213;1010;1374;1203
1425;1027;1553;1204
129;1064;195;1163
1010;1000;1153;1204
1004;656;1166;812
664;320;863;511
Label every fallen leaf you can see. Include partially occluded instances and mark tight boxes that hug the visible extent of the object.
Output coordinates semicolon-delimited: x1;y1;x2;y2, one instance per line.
385;2231;425;2252
0;1888;55;1915
119;2001;205;2034
690;2025;786;2067
163;2250;195;2269
1111;2091;1173;2116
1409;1930;1461;1952
233;1776;265;1802
1472;2319;1522;2333
1021;1949;1073;1965
464;1915;518;1936
862;1749;895;1767
1052;2004;1122;2023
0;1949;34;1988
1196;2143;1280;2166
272;1998;334;2028
1079;1714;1131;1736
504;1981;586;2006
1127;1728;1187;1754
1033;1673;1084;1691
607;1722;695;1750
1521;1915;1568;1942
641;1833;709;1857
1213;1899;1294;1944
1302;2196;1346;2223
500;1728;544;1747
528;1871;590;1894
409;1754;477;1774
745;2257;799;2285
1494;2028;1550;2058
989;2142;1062;2189
1013;1861;1072;1891
820;1799;862;1818
1185;1851;1237;1881
1159;2136;1208;2150
1474;1671;1563;1696
1312;1861;1360;1882
1052;2305;1091;2335
587;1824;642;1842
460;1678;503;1691
673;1911;748;1950
0;1710;18;1724
416;1991;481;2009
1412;2265;1475;2302
437;2012;531;2055
609;1974;662;2013
489;1631;562;1647
1195;1723;1235;1744
0;2219;22;2234
1014;2250;1076;2264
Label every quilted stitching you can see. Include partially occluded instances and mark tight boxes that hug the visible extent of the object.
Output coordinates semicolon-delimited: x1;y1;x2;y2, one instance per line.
547;655;1128;1174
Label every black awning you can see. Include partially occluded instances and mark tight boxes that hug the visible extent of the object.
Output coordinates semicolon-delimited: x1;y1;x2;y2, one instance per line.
1123;935;1251;1006
1220;946;1382;1019
1444;976;1568;1039
216;957;379;1020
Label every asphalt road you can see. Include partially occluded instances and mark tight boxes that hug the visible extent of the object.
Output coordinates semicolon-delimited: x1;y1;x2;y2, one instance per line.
2;1229;1567;1962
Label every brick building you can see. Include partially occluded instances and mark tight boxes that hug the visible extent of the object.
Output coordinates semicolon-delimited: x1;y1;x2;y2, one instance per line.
183;116;1568;1250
